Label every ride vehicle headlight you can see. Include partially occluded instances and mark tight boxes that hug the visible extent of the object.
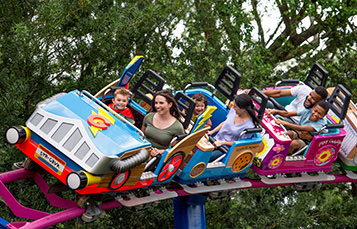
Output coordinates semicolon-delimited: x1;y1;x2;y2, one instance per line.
66;171;101;190
67;171;88;190
5;126;31;145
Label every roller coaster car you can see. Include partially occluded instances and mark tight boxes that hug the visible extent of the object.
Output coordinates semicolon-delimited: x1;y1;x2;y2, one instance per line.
252;84;351;177
5;64;203;195
173;66;267;184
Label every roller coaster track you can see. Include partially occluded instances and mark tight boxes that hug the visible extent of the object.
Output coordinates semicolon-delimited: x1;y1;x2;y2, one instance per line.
0;168;356;229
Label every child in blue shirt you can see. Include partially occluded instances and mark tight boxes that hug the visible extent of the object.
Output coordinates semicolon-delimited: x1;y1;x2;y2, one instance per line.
267;100;329;154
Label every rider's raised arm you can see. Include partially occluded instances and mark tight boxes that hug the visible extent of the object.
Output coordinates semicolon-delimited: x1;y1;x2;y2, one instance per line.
263;89;292;98
267;109;297;117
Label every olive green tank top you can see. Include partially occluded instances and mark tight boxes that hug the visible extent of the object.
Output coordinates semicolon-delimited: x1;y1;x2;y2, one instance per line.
143;112;185;149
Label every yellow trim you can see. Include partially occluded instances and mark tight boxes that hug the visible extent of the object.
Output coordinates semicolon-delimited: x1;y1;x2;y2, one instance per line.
21;125;31;142
83;171;102;186
330;115;340;123
129;55;144;65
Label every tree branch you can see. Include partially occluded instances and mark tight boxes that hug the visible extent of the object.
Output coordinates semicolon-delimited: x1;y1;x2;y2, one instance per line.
277;0;291;34
251;0;265;45
282;40;319;61
292;1;307;24
52;48;94;81
265;19;283;46
158;27;173;65
268;0;292;53
290;23;319;46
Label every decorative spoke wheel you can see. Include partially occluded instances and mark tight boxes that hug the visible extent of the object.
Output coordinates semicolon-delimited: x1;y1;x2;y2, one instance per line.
232;152;253;173
109;170;130;190
268;154;284;169
158;152;184;182
314;146;335;166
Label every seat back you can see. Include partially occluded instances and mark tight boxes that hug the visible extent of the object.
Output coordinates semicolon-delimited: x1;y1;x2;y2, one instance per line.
190;105;217;134
304;63;328;89
175;92;196;130
130;70;165;109
273;63;328;89
117;56;144;88
214;66;242;108
327;84;351;122
248;87;268;122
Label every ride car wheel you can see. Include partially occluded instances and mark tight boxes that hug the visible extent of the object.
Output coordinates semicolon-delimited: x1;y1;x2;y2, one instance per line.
158;152;184;182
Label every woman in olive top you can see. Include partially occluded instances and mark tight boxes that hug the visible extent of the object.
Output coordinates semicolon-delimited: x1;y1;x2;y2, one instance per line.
142;90;185;158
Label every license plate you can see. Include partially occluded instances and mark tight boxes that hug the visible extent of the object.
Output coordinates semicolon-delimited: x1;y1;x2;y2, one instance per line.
35;144;66;175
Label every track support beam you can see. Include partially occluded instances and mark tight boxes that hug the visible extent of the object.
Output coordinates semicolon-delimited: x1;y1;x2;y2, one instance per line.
173;194;207;229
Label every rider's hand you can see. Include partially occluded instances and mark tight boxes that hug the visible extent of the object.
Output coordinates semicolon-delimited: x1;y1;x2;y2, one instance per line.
213;140;225;147
275;119;285;126
150;148;164;157
266;109;277;115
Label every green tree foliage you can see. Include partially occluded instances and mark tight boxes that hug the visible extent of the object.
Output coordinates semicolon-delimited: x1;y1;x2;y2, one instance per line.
205;182;357;228
0;0;356;228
